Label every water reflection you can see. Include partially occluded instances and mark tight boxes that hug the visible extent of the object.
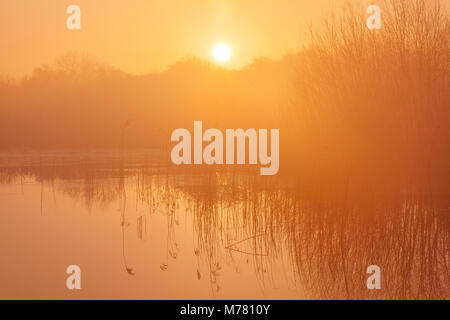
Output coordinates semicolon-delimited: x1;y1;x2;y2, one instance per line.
0;150;448;299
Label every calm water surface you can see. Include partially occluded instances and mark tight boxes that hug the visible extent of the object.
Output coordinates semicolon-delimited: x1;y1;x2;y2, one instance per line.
0;150;448;299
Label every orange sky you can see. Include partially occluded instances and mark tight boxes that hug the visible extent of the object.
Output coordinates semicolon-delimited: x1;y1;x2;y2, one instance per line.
2;0;447;77
0;0;344;76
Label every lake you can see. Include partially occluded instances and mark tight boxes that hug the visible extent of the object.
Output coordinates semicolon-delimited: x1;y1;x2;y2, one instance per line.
0;150;448;299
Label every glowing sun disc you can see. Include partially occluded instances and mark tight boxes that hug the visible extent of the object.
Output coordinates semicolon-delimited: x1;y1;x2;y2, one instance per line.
213;44;231;62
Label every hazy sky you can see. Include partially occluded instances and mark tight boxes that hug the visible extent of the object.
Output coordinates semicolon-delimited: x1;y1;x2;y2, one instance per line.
2;0;446;77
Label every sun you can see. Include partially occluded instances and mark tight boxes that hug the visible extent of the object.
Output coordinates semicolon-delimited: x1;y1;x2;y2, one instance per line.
213;44;231;62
